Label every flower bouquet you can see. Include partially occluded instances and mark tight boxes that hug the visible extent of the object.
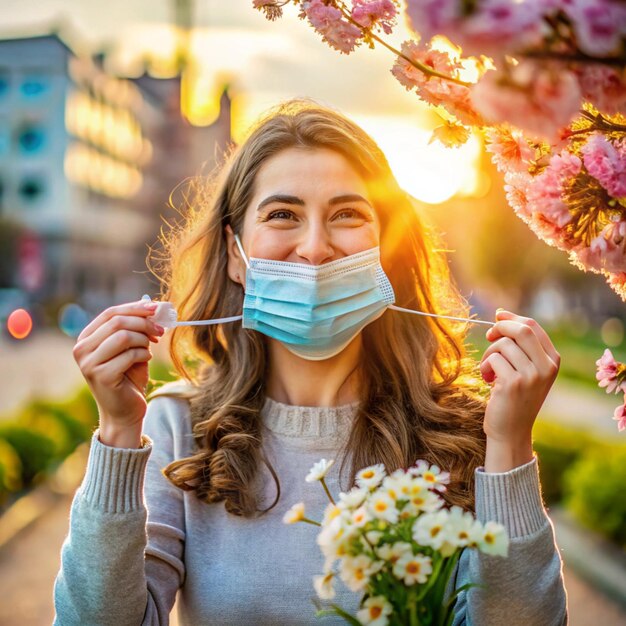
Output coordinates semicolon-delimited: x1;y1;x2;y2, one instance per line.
284;459;509;626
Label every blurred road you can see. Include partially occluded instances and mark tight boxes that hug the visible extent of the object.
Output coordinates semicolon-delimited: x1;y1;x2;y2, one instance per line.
0;330;82;416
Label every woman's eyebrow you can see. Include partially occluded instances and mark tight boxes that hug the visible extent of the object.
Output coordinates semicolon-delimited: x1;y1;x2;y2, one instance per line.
257;193;373;211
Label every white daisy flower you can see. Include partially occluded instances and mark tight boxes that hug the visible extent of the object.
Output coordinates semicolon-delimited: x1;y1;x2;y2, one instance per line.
352;505;372;527
306;458;335;482
356;463;387;489
478;521;509;557
446;506;482;548
375;541;412;565
339;554;382;592
404;488;444;517
365;530;383;546
321;503;342;526
338;487;368;511
283;502;306;524
412;510;451;550
410;461;450;492
313;571;336;600
392;552;433;585
356;595;393;626
368;492;399;524
383;472;415;501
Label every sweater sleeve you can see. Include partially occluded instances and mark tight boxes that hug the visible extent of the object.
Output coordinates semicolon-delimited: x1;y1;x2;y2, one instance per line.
450;455;568;626
53;395;188;626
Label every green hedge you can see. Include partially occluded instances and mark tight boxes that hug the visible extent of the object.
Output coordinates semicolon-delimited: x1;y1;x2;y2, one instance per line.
0;361;174;508
564;445;626;550
0;386;99;507
534;419;626;549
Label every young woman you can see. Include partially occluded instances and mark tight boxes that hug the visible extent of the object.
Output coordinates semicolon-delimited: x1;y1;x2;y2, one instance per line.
54;99;568;625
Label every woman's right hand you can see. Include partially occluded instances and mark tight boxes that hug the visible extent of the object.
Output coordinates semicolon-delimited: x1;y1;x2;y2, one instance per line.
72;299;165;447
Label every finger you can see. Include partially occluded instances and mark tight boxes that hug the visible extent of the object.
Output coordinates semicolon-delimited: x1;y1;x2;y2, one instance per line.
82;330;152;374
487;319;557;376
76;300;159;343
492;310;560;367
480;351;515;384
92;347;153;387
481;336;533;377
77;314;163;361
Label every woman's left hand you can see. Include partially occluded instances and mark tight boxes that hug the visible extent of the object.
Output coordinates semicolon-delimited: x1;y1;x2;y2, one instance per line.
479;309;561;452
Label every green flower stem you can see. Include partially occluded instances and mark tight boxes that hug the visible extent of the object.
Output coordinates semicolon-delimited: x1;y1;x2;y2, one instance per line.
301;517;322;527
320;478;336;505
408;590;420;626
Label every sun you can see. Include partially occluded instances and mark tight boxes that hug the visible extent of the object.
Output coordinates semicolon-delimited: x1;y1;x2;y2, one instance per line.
354;115;483;205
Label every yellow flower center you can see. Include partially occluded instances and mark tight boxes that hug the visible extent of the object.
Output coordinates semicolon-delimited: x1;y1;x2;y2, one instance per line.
407;562;421;574
375;501;388;512
370;607;382;619
362;470;375;479
485;533;495;544
430;526;441;537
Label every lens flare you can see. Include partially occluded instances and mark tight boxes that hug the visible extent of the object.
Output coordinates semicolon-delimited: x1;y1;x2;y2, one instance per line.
7;308;33;339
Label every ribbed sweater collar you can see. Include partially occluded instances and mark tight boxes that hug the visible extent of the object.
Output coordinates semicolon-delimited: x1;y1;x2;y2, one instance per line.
260;396;359;440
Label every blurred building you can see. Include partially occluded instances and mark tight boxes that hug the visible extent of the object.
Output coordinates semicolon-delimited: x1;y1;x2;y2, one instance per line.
0;31;232;318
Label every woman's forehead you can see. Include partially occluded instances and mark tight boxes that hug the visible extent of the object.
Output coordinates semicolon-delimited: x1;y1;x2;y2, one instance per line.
252;147;371;197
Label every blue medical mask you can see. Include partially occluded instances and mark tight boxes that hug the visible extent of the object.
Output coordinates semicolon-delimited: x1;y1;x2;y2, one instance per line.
234;234;395;360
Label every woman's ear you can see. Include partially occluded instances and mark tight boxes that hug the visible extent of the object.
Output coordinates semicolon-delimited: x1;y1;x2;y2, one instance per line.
224;224;246;287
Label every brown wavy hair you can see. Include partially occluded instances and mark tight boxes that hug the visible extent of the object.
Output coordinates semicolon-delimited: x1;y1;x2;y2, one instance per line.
148;97;489;517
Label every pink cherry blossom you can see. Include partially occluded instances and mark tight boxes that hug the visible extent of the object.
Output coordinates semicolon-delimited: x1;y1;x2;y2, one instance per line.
526;150;581;230
596;347;626;394
581;133;626;198
504;171;534;220
584;218;626;273
565;0;626;57
459;0;546;58
470;63;583;143
351;0;398;35
485;127;535;173
299;0;364;54
574;65;626;115
391;40;483;125
404;0;460;43
613;402;626;432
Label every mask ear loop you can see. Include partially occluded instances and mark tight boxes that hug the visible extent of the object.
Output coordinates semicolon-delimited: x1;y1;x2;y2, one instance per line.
388;304;495;327
234;233;250;269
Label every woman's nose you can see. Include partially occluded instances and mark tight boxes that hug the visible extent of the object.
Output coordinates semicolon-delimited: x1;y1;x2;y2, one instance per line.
295;225;335;265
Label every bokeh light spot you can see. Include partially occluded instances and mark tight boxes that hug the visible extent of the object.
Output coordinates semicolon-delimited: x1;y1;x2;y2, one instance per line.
58;303;91;338
600;317;624;348
7;308;33;339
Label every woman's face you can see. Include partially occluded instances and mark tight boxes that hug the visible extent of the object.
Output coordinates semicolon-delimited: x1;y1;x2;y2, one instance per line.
226;146;381;283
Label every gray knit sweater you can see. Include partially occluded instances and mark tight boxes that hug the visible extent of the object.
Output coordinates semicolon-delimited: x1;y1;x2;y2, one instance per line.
53;382;568;625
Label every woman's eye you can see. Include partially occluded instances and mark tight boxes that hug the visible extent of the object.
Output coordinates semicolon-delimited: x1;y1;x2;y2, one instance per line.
266;209;296;221
334;208;367;221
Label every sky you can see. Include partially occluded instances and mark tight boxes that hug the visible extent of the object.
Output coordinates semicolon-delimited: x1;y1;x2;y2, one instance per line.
0;0;482;203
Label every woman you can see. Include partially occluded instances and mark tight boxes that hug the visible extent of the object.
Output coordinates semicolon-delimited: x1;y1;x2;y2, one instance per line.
54;98;568;625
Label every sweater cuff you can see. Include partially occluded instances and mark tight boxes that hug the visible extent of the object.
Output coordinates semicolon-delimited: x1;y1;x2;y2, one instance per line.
474;455;546;538
80;429;153;514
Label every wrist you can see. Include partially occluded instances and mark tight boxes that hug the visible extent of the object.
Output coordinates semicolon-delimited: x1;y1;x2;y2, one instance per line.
98;420;144;449
484;436;534;473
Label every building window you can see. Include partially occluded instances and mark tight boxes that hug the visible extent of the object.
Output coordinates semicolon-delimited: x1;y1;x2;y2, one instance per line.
16;124;46;154
20;75;49;99
0;71;9;99
18;176;45;203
